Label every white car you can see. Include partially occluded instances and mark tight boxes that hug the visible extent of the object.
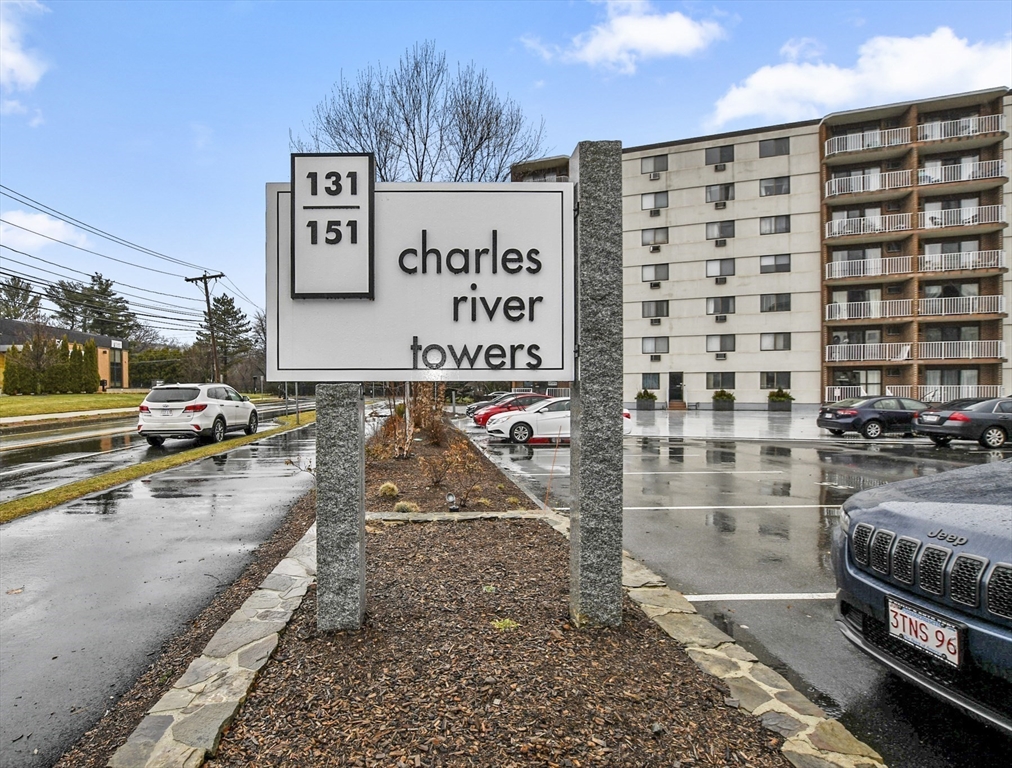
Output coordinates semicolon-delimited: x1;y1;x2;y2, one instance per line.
485;397;633;443
137;383;258;446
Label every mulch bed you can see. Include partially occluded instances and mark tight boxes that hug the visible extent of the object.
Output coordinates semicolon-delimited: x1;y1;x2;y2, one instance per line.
207;519;789;768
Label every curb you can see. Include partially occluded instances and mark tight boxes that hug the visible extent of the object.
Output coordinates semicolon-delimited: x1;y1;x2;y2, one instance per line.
109;509;886;768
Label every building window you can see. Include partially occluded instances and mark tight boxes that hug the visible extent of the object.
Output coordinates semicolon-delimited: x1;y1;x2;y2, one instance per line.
760;254;791;273
642;372;660;390
707;372;736;389
641;227;668;246
641;263;668;282
706;258;735;277
705;183;735;203
642;337;669;354
761;371;791;389
642;300;669;318
760;332;791;350
641;191;668;209
760;215;791;235
641;155;668;174
706;296;736;314
706;334;735;352
705;145;734;165
759;176;790;196
706;220;735;239
760;293;791;312
759;137;790;157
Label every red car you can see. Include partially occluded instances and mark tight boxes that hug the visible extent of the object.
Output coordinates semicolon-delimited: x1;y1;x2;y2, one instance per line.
472;393;549;426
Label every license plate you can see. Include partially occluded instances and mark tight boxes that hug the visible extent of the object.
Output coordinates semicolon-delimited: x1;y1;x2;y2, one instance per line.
161;409;170;416
887;597;961;667
921;415;939;423
823;413;833;419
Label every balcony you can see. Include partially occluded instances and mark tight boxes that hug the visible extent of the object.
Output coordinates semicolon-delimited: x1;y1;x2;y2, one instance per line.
918;250;1006;273
918;114;1006;142
917;340;1005;360
825;299;912;321
825;343;912;362
826;255;911;280
917;294;1005;317
825;169;912;199
913;385;1005;403
825;127;911;159
825;213;912;239
824;385;913;401
918;159;1005;186
917;204;1006;233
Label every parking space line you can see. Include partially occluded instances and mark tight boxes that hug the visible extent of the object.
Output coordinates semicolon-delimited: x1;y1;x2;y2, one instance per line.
552;504;839;511
521;470;784;477
684;592;837;602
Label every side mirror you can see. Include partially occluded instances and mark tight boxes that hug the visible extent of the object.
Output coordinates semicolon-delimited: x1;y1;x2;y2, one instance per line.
242;395;250;402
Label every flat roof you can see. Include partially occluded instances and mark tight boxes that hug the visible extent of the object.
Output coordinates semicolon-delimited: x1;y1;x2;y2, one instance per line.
821;87;1010;126
623;119;819;155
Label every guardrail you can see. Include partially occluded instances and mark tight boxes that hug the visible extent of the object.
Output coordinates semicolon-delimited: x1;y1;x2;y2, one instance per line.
918;250;1005;272
917;160;1005;186
917;294;1005;316
825;127;911;157
825;299;912;321
825;169;912;197
918;114;1005;141
826;256;911;279
826;213;912;238
918;204;1005;229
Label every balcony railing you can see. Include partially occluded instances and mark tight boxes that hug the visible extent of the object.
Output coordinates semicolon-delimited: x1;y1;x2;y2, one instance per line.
823;385;916;401
917;115;1006;142
915;385;1005;403
917;160;1006;186
825;213;912;238
825;343;912;362
917;294;1005;316
918;204;1005;229
825;169;912;197
918;250;1005;273
826;299;912;321
917;340;1005;360
826;255;911;279
825;127;911;157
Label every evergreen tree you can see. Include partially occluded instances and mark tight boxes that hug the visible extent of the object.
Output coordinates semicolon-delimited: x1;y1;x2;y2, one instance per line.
196;294;252;383
70;344;86;393
82;340;101;393
0;276;44;321
45;273;140;339
45;279;88;330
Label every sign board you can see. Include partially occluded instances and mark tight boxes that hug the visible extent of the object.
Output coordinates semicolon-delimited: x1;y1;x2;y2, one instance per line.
267;165;574;382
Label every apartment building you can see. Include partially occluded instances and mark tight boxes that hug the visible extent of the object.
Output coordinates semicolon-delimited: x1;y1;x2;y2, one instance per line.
622;88;1010;408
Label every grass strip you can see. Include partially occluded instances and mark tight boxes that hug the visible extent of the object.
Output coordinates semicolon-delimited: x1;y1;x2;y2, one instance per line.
0;393;146;418
0;412;316;525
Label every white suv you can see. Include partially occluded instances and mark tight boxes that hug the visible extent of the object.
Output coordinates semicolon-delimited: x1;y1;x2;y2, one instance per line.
138;383;258;446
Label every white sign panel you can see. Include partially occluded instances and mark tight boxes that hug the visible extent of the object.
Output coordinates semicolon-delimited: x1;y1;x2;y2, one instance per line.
267;181;574;382
291;153;374;298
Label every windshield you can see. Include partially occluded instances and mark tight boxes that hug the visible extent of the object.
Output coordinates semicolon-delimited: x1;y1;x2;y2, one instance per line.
146;387;200;403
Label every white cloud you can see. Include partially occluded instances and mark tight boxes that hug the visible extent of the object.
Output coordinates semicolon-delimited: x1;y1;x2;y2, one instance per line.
0;1;49;93
779;37;823;62
523;0;724;75
0;209;89;253
709;27;1012;128
1;98;27;114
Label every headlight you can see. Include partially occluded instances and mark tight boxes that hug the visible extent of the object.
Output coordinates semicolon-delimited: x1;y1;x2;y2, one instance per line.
837;506;852;535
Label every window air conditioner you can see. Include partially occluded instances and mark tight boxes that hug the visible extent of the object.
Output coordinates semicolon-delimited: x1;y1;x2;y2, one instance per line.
715;315;727;323
886;242;901;253
886;326;901;336
649;245;661;253
715;163;726;172
650;318;662;326
649;281;661;289
886;202;901;212
715;239;727;247
715;276;727;285
715;201;727;210
887;284;902;294
715;352;727;360
650;209;661;217
650;354;662;362
649;172;661;180
887;160;902;169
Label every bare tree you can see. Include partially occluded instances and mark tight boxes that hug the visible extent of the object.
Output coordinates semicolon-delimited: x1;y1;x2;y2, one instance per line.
292;41;546;183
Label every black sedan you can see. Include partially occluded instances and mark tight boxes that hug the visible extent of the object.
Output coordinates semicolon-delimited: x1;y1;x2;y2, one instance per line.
818;396;929;439
914;397;1012;448
465;392;511;417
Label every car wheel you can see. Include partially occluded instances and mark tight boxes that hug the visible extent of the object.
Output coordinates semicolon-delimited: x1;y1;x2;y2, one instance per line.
211;418;226;444
145;436;165;447
979;426;1007;449
244;412;258;436
861;420;884;440
829;429;845;436
510;423;532;444
929;435;952;447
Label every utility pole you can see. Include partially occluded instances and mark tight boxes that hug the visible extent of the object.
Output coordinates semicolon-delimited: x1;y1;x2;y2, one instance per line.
185;272;225;383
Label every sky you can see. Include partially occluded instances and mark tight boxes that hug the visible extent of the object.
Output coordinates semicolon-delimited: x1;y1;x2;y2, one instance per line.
1;0;1010;344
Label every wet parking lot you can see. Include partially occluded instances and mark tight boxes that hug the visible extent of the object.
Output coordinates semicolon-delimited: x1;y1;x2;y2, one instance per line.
461;410;1012;768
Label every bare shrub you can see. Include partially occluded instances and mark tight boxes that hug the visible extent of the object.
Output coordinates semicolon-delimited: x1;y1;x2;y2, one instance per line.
393;501;420;514
378;482;399;498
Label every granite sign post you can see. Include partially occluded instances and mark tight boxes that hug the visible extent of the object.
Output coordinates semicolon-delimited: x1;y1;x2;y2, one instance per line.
569;141;624;627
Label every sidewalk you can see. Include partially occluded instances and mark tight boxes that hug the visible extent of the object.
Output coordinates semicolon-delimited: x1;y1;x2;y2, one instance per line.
0;406;139;426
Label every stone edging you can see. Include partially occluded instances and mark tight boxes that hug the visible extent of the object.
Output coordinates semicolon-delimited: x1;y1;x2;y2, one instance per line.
110;510;885;768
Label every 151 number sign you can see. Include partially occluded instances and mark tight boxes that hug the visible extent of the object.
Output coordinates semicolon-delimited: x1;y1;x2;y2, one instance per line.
291;153;375;299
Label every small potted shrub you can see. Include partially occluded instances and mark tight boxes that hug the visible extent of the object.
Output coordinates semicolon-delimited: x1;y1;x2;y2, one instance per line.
635;389;657;410
768;387;794;412
712;389;735;411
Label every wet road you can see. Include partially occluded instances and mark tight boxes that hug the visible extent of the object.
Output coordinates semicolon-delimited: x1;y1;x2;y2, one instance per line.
465;420;1012;768
0;426;317;768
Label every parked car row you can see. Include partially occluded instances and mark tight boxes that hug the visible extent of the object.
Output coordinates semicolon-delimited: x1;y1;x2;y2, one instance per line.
818;396;1011;448
472;395;633;443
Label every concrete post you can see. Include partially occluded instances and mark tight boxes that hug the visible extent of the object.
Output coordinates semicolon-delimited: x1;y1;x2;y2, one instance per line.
315;383;366;631
569;140;624;627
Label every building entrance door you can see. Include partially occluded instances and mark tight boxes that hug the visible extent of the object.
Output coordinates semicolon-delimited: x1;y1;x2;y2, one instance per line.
669;372;684;403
